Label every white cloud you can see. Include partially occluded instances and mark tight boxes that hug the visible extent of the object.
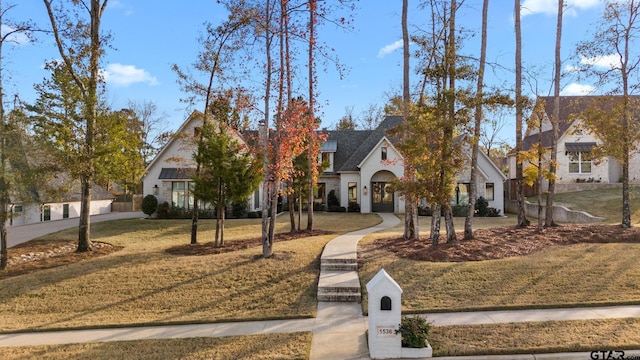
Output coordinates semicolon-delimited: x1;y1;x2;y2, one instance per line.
377;40;403;58
561;83;596;95
108;0;133;16
580;54;620;69
522;0;601;17
1;25;31;45
102;63;159;87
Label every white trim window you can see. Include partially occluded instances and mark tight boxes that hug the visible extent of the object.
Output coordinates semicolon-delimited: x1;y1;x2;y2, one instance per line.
568;151;592;174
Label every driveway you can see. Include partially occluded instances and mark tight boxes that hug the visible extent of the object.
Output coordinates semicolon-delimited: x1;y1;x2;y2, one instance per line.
6;211;145;248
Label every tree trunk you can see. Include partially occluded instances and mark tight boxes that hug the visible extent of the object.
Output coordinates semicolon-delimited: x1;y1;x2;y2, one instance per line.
514;0;529;228
261;0;274;258
220;205;225;246
289;192;296;233
191;196;199;244
430;204;441;246
215;206;222;247
465;0;488;240
444;204;456;243
77;175;92;252
401;0;418;240
545;0;563;228
306;0;317;232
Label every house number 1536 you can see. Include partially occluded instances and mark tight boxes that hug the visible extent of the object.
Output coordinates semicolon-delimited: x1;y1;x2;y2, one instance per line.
377;326;395;337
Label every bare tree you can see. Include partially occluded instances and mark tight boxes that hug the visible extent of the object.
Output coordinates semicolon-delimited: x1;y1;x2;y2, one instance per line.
464;0;489;240
514;0;530;228
545;0;563;228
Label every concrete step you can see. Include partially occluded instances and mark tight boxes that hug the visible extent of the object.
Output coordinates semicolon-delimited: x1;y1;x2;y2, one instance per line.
321;257;357;264
320;262;358;271
317;291;361;302
317;270;362;302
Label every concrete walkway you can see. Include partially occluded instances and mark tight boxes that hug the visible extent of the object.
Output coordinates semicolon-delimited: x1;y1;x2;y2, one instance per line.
2;212;640;359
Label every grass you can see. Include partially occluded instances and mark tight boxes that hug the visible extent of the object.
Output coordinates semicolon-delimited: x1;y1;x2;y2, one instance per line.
431;318;640;357
0;332;312;359
359;217;640;313
536;186;640;223
0;213;381;332
4;192;640;357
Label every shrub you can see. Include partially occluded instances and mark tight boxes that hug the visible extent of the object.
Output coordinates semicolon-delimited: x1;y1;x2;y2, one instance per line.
475;196;489;216
156;202;171;219
248;211;260;218
396;315;431;348
418;205;431;216
141;194;158;218
348;202;360;213
327;190;340;208
231;202;247;218
487;207;501;217
451;204;468;217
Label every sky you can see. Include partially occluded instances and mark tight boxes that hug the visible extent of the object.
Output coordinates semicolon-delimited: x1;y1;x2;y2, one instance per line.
2;0;612;146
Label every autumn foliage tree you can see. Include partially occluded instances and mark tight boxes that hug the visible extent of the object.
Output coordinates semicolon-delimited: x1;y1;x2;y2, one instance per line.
576;0;640;229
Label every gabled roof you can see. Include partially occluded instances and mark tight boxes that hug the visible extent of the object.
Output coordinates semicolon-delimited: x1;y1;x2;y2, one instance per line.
324;116;403;172
524;95;640;150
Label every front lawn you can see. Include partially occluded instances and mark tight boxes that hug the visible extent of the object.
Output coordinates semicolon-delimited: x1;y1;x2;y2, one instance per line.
0;213;381;332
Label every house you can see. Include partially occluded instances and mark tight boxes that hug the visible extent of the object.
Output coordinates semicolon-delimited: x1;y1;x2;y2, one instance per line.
142;111;263;213
8;175;114;226
144;114;506;215
507;95;640;197
6;128;114;226
316;116;506;215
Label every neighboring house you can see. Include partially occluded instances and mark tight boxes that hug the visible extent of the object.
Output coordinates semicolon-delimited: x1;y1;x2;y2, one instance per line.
6;128;113;226
144;113;506;215
507;95;640;196
143;111;263;213
8;176;113;226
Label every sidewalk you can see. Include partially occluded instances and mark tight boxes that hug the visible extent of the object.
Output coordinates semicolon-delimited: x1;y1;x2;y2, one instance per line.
1;213;640;359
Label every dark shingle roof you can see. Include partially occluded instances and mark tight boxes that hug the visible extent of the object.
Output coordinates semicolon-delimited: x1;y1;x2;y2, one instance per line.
327;116;403;172
524;95;640;150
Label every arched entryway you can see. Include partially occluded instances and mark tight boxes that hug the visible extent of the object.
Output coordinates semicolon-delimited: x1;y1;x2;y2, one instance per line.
370;170;396;213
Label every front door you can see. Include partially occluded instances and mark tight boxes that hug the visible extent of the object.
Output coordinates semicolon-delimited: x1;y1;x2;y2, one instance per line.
371;182;394;212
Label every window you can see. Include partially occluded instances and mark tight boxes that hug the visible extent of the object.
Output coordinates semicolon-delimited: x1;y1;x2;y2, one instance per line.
348;182;357;203
63;204;70;219
43;205;51;221
322;152;330;164
254;189;260;210
13;205;22;213
381;147;387;160
315;183;326;205
485;183;495;201
568;151;592;174
188;182;195;209
454;183;470;205
172;182;186;208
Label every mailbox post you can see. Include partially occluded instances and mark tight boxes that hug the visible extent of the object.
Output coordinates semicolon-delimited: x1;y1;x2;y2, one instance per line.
366;268;402;359
366;268;433;359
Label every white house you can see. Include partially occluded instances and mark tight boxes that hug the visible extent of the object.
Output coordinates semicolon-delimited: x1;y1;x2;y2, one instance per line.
507;95;640;196
317;116;506;215
142;111;262;212
144;114;507;215
8;176;113;226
